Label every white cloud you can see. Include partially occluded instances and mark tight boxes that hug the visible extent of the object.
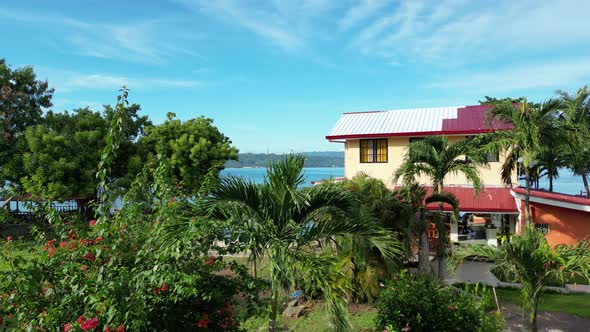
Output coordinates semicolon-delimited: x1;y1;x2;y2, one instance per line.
179;0;305;51
338;0;388;31
349;0;590;64
0;7;192;63
37;69;200;92
429;58;590;92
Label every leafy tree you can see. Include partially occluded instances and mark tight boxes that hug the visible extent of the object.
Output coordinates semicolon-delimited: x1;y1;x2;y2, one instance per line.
450;227;590;332
484;99;561;224
0;59;54;187
479;96;525;105
396;183;459;276
141;113;238;195
20;101;150;213
557;86;590;196
394;135;486;277
209;155;401;331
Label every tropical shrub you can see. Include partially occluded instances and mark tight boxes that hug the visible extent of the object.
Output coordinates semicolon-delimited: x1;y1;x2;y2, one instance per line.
375;271;503;332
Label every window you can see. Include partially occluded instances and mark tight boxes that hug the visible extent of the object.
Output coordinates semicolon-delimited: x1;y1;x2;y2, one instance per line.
360;139;388;163
486;152;500;162
409;137;425;143
534;223;550;234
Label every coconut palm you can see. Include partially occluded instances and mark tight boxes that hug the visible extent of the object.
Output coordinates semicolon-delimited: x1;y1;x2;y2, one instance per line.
484;99;561;224
449;227;590;332
209;155;402;331
396;183;459;276
394;135;486;277
557;86;590;197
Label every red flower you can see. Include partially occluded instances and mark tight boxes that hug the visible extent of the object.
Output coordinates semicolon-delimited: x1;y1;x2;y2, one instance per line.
403;322;411;332
5;236;11;242
117;326;125;332
59;241;67;249
68;230;77;240
80;317;99;331
64;322;71;331
81;265;88;271
160;284;168;292
78;316;86;324
196;314;209;328
152;288;160;295
48;247;56;257
84;251;96;262
104;326;111;332
83;238;90;245
205;256;215;266
89;220;97;227
93;237;103;244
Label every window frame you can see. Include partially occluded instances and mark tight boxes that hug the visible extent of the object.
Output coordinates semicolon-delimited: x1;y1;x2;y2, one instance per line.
486;151;500;163
359;138;388;163
534;223;551;235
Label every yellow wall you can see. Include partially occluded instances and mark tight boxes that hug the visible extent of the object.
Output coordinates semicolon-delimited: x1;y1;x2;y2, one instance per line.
344;136;516;188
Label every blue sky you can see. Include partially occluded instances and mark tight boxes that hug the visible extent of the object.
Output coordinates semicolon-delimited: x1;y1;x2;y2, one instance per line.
2;0;590;153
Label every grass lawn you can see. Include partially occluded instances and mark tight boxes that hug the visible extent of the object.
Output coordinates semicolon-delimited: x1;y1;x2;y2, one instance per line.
495;287;590;318
0;240;42;271
241;303;377;332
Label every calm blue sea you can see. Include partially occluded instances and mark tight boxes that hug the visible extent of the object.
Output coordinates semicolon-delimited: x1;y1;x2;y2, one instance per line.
222;167;586;195
221;167;344;187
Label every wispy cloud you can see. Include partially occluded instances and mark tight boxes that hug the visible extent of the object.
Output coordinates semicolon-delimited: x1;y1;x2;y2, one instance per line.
0;7;195;63
349;0;590;64
36;69;200;92
429;58;590;92
338;0;388;31
178;0;316;52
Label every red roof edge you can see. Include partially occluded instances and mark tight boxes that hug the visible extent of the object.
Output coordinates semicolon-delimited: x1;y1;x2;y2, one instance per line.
326;129;499;140
512;187;590;206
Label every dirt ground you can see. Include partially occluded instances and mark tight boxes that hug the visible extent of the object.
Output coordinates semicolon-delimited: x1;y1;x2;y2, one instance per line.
501;302;590;332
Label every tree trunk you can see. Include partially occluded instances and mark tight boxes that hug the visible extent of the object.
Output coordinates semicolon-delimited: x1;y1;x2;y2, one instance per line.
524;167;532;227
268;256;280;332
530;296;539;332
418;230;430;275
583;173;590;198
436;183;447;280
549;175;553;192
252;257;258;278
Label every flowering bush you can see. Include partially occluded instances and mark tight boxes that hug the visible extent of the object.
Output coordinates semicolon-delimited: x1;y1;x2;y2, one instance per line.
375;271;503;332
0;90;264;331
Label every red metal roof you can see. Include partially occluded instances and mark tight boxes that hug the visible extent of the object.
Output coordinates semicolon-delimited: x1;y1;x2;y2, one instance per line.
512;187;590;206
326;105;512;140
395;186;518;213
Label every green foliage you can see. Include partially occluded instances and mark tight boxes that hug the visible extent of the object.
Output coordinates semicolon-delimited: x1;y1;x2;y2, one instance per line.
0;88;262;331
449;227;590;332
0;59;54;188
209;154;402;331
375;271;503;332
142;114;238;195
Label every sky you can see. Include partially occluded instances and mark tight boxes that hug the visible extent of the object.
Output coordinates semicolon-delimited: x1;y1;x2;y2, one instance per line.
2;0;590;153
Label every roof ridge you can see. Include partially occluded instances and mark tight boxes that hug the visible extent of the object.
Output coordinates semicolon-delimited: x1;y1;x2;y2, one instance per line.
343;105;468;115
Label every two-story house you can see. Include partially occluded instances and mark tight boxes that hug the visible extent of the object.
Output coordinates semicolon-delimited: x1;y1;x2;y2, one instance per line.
326;105;519;246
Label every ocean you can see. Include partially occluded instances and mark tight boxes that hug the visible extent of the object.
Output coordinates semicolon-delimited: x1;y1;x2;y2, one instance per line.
221;167;587;195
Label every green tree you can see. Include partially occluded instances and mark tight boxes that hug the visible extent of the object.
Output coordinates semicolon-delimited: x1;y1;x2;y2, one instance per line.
557;86;590;196
210;155;401;331
484;99;561;224
394;135;486;277
450;227;590;332
0;59;54;187
396;183;459;276
142;113;238;195
20;103;150;213
339;174;407;302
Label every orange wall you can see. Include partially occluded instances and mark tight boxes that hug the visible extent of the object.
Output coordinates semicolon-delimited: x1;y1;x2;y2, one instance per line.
520;201;590;246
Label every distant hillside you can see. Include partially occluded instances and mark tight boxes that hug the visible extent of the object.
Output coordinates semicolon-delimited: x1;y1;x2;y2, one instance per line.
225;152;344;168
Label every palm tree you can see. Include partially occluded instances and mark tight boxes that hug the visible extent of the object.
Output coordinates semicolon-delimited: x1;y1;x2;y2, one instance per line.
209;155;401;331
339;174;407;302
396;183;459;276
449;227;590;332
484;99;561;224
557;86;590;197
394;135;486;277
